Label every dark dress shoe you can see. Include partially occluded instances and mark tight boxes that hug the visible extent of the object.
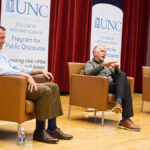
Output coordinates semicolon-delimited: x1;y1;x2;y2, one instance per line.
33;130;59;143
112;102;122;114
118;119;141;132
47;128;73;140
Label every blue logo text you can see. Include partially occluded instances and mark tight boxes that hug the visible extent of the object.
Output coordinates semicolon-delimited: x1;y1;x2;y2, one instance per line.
94;17;122;32
6;0;48;18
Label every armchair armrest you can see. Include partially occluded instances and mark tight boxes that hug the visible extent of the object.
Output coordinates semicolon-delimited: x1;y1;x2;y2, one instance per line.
70;74;109;110
142;76;150;101
142;66;150;77
127;77;134;94
0;76;27;120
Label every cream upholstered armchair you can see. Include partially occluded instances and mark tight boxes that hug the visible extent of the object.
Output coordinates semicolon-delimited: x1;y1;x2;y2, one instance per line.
68;62;134;126
141;66;150;111
0;75;48;140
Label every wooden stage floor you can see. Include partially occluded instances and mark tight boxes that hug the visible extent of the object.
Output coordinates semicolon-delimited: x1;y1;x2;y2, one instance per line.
0;93;150;150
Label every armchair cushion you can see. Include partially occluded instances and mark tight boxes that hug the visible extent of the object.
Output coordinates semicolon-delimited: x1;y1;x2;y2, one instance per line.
79;69;84;75
108;94;116;103
25;100;35;114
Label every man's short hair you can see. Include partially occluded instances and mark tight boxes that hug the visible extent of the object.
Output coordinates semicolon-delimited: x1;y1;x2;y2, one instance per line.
0;26;6;31
93;45;105;55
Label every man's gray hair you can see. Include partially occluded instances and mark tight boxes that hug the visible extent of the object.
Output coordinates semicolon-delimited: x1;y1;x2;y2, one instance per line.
92;45;105;55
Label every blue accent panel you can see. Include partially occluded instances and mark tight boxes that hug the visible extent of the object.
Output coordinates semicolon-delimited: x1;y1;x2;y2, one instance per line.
93;0;124;11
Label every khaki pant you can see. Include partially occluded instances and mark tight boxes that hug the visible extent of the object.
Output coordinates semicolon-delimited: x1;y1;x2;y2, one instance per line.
26;82;63;120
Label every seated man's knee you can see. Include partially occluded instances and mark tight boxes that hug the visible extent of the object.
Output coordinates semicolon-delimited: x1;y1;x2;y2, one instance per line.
41;86;52;97
50;82;60;91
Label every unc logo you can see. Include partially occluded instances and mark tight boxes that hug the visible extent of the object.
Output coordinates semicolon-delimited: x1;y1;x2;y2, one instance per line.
94;17;100;28
6;0;48;18
6;0;14;12
94;17;122;32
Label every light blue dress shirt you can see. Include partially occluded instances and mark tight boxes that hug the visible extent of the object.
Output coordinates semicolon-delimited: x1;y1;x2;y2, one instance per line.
0;52;32;76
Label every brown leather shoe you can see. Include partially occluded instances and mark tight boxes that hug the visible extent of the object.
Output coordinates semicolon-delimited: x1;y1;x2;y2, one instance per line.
33;130;59;143
118;119;141;132
47;128;73;140
112;102;122;114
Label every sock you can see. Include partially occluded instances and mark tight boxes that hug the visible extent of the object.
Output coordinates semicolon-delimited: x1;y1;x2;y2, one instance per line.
121;117;129;122
35;120;45;132
116;97;122;104
47;118;57;131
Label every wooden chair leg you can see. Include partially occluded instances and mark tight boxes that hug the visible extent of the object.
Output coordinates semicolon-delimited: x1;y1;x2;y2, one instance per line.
17;123;22;143
140;101;144;112
101;111;104;127
94;110;97;123
67;104;71;119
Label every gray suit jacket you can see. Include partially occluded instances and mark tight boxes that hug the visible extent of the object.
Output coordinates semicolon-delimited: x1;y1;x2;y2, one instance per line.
84;58;120;82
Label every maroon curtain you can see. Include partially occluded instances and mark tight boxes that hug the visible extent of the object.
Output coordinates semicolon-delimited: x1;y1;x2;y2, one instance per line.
49;0;150;92
48;0;92;92
121;0;150;92
0;0;149;92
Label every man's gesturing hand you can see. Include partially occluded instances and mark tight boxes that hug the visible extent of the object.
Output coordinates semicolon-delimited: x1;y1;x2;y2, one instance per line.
102;61;118;67
102;61;119;70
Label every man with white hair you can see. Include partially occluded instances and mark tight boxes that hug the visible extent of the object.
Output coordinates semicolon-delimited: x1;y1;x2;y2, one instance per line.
84;45;141;131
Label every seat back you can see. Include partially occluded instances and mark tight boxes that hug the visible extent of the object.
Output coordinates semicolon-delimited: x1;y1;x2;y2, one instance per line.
142;66;150;102
68;62;85;91
142;66;150;77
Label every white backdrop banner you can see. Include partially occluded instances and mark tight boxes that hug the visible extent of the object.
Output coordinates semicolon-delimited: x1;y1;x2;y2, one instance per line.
1;0;51;71
90;1;123;65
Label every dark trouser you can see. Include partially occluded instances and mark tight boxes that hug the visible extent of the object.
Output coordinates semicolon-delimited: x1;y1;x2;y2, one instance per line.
109;72;134;119
26;82;63;132
26;82;63;120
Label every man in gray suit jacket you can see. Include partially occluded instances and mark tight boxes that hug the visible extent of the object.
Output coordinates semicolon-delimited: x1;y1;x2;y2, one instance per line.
84;45;141;131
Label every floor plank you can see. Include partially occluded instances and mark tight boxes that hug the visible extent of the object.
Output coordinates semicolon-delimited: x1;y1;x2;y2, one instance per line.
0;93;150;150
